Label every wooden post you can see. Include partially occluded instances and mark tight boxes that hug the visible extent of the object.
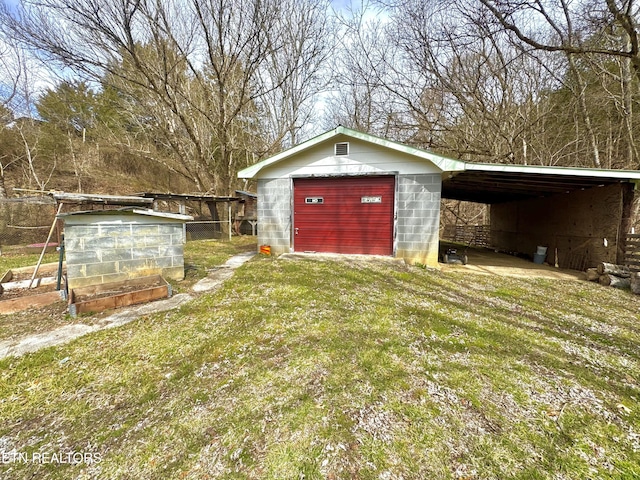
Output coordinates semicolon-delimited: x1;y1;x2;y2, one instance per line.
205;201;221;236
616;183;634;264
29;202;63;289
228;203;232;241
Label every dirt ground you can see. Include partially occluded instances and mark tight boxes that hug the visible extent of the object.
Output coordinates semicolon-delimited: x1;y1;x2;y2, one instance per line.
439;243;585;281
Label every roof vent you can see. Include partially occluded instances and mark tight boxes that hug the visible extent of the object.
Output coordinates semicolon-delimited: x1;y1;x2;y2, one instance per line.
335;142;349;156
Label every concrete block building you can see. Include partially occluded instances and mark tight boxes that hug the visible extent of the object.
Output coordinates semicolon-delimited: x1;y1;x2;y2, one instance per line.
59;209;193;289
238;126;463;266
239;126;640;269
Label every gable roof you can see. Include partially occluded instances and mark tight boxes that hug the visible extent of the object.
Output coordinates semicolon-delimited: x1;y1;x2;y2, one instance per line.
239;126;640;204
237;125;466;178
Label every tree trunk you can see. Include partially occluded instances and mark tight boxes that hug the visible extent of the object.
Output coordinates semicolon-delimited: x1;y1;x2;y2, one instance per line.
585;267;599;281
0;172;7;199
599;274;630;288
597;262;630;277
619;25;640;168
567;54;601;168
68;132;82;193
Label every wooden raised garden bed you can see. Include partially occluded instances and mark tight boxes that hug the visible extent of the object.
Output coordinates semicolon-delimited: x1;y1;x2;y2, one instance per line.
68;275;172;317
0;289;66;315
0;262;67;315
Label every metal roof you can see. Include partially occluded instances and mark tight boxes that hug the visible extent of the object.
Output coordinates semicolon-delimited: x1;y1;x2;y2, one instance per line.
0;196;55;205
238;126;640;204
53;192;153;206
57;208;193;221
237;125;465;178
140;192;239;202
445;163;640;204
234;190;257;198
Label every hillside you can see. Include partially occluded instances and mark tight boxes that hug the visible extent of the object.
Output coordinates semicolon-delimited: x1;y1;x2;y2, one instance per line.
4;159;198;198
1;251;639;479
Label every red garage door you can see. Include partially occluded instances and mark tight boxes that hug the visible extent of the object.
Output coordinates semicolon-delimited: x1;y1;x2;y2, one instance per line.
293;176;395;255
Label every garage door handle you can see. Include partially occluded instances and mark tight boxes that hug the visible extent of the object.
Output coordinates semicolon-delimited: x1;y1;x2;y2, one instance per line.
295;228;299;235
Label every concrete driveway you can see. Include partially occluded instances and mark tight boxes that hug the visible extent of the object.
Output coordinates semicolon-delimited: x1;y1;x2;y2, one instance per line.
439;244;586;281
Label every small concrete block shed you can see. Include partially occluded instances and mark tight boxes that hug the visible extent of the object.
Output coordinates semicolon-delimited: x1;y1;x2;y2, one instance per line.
239;126;640;268
59;209;193;289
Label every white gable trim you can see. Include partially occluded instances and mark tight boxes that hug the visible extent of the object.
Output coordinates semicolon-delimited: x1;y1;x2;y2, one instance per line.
238;126;465;179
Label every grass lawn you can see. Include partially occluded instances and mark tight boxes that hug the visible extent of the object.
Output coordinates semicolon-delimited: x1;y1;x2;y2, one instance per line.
0;251;59;273
177;235;257;291
1;254;639;479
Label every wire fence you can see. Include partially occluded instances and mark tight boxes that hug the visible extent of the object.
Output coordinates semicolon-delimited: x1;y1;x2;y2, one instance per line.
0;196;259;251
186;221;232;241
0;199;59;248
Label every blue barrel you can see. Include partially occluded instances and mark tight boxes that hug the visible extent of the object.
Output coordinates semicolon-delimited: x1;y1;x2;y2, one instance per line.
533;253;546;264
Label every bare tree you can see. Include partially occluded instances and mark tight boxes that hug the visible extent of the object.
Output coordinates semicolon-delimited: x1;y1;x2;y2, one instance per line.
0;37;21;112
585;27;640;168
324;2;415;139
1;0;335;194
471;0;640;168
15;119;56;191
0;32;58;195
259;0;335;148
361;0;563;165
477;0;640;79
0;33;24;197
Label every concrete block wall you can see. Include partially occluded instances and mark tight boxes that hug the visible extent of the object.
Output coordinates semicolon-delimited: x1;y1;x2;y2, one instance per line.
395;174;442;267
65;221;186;289
490;183;634;268
257;178;292;255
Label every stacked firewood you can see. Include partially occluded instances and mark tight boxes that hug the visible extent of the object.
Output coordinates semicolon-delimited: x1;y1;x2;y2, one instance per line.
586;262;640;293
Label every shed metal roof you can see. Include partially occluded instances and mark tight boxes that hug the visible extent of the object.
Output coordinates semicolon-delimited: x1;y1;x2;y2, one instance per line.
140;192;239;202
235;190;257;198
57;209;193;221
53;192;153;206
239;126;640;204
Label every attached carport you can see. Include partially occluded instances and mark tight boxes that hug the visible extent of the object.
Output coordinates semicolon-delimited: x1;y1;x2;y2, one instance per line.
442;163;640;269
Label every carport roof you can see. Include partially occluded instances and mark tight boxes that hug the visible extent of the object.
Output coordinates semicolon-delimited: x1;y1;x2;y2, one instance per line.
445;163;640;204
238;126;640;204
